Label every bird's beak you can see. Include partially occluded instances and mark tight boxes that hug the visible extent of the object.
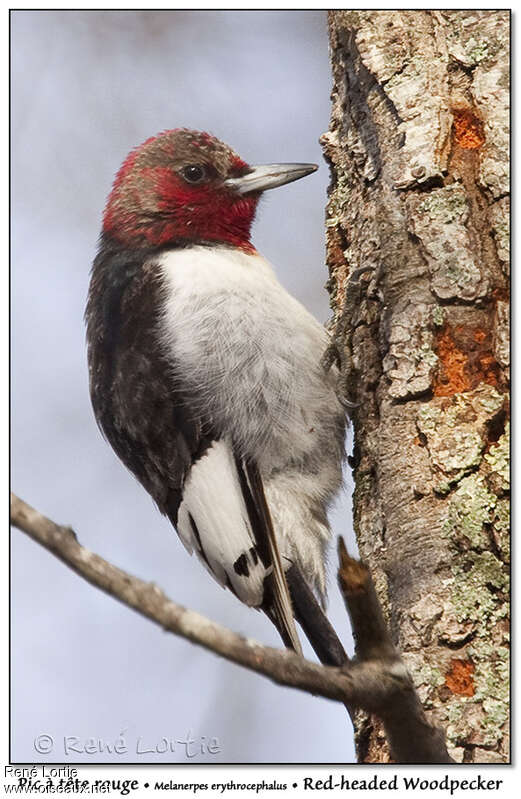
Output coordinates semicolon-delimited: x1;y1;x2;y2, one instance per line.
224;163;318;195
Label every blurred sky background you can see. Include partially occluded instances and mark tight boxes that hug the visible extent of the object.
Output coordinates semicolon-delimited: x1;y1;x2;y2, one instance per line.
11;10;357;764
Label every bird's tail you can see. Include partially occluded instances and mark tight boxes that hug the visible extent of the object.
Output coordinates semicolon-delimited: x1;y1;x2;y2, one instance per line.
285;564;348;666
244;461;346;665
263;560;348;667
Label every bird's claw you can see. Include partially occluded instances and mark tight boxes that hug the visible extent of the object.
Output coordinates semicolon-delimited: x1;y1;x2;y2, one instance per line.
339;395;360;410
348;264;376;285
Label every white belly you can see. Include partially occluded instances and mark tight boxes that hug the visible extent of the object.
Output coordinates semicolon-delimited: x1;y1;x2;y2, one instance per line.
157;245;336;470
158;245;346;598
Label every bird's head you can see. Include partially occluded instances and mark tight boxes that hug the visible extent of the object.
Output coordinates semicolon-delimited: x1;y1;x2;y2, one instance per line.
102;128;317;251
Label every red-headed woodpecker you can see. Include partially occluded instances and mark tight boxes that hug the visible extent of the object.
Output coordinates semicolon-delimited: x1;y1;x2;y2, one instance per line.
86;129;347;664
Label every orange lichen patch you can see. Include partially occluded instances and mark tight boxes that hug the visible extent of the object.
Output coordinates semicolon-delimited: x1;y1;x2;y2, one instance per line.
435;327;469;396
327;229;346;273
452;108;485;150
434;323;500;397
445;658;475;697
326;228;349;312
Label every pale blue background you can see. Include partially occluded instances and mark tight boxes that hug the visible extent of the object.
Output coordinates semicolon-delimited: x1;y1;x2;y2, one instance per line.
11;10;356;763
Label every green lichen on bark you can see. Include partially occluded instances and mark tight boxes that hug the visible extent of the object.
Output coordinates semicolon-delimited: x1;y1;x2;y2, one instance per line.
440;466;509;750
491;497;510;561
443;467;508;625
406;184;489;301
444;474;496;549
418;184;468;224
468;642;510;746
450;550;508;624
434;389;509;752
416;386;505;492
446;700;466;739
442;554;509;750
444;10;508;68
432;306;445;327
383;301;438;400
484;422;510;493
401;647;446;711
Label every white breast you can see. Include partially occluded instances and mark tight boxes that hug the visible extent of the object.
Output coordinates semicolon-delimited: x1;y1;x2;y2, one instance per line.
157;245;335;470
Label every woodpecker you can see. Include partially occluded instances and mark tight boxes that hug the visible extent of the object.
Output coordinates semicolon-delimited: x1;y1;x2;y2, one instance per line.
86;128;347;665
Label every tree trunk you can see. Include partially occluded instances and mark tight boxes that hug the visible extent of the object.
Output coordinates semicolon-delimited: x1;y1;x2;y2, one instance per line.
323;10;509;764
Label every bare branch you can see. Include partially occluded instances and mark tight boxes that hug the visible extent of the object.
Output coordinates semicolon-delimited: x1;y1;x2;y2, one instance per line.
10;494;401;708
11;494;454;762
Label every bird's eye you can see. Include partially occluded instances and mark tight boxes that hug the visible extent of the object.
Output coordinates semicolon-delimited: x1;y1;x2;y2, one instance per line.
181;164;206;184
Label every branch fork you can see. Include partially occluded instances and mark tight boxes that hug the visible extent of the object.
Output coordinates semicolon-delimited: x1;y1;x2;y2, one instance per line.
10;492;453;763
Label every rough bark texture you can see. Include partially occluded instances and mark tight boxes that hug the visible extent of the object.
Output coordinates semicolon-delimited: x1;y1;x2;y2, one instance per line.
323;10;509;764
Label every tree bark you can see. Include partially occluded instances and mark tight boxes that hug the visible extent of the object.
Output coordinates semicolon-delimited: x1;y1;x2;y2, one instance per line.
323;10;509;764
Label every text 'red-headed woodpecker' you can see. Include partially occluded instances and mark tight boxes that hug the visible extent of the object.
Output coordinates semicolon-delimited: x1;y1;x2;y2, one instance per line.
86;129;347;665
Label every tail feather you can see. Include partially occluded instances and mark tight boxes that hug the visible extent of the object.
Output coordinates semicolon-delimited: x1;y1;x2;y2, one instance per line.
286;564;348;667
245;462;302;655
238;459;345;665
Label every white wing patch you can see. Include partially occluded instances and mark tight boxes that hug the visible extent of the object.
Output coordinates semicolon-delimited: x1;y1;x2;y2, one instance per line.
177;439;267;606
